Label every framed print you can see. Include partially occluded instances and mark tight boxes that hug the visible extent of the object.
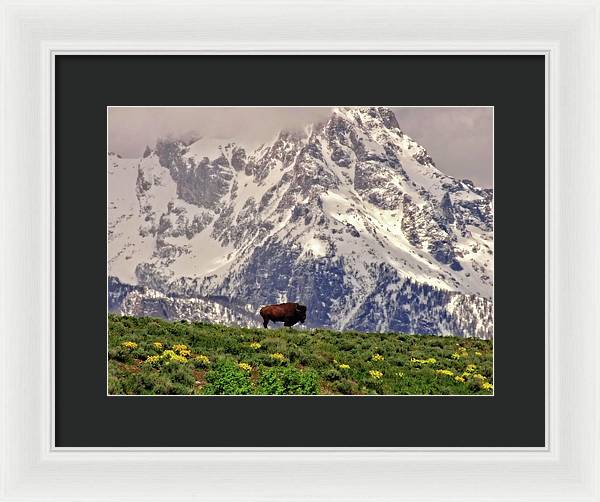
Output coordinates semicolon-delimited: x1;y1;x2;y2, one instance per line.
1;1;599;501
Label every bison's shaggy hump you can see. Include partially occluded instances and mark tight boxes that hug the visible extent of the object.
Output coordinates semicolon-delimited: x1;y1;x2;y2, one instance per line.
259;302;307;328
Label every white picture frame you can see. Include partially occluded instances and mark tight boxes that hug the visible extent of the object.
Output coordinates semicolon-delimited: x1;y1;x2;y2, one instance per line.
1;0;598;500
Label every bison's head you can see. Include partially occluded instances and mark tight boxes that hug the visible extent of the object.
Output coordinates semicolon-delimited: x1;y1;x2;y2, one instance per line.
296;304;307;323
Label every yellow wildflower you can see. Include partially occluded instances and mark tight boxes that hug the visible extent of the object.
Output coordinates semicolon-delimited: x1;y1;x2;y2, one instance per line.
473;373;487;381
194;354;210;366
396;372;405;378
369;370;383;379
144;355;160;365
270;352;286;362
451;352;461;360
161;350;187;364
410;357;437;365
465;364;477;373
122;341;138;349
481;382;493;391
249;342;262;350
152;341;163;350
436;369;454;377
338;363;350;369
454;376;465;383
371;353;384;362
475;351;482;356
238;362;252;372
169;344;191;358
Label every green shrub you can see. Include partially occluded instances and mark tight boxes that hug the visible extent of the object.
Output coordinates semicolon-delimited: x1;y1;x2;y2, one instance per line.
107;314;493;396
333;379;356;394
323;368;342;382
203;360;252;395
256;366;319;395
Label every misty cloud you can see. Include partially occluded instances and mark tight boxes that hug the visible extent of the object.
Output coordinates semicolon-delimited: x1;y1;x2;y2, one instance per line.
108;106;492;187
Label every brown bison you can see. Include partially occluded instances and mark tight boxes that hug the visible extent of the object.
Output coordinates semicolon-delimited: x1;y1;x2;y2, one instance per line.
259;302;307;328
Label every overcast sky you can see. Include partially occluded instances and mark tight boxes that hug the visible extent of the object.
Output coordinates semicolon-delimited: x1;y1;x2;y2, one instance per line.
108;106;493;187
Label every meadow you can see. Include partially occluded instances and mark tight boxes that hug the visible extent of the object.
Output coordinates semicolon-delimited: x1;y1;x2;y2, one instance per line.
108;315;493;395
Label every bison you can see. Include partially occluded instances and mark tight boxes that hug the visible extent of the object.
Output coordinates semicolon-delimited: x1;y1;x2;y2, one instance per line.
259;302;307;328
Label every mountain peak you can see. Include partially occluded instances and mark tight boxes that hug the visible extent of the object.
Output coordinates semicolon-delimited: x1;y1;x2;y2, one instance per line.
332;106;401;130
276;128;307;143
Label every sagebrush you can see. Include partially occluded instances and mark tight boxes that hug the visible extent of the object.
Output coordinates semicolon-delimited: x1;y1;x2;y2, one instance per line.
108;315;493;395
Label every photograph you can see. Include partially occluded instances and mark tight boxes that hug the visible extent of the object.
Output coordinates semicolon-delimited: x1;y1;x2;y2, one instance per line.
107;105;494;395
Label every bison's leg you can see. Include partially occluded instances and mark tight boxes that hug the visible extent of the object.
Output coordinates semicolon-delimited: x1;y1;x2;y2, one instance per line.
284;319;298;328
262;316;269;328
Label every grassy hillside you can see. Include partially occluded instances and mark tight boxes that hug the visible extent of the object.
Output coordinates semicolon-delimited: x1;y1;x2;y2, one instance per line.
108;315;493;395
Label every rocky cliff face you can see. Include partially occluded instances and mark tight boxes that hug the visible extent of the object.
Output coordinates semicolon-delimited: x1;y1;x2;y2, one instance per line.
108;106;493;338
108;278;257;326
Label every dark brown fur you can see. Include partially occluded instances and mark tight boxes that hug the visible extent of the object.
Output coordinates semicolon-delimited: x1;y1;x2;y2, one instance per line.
259;302;307;328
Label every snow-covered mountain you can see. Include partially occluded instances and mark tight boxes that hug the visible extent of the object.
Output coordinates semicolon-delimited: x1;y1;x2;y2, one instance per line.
108;106;493;338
